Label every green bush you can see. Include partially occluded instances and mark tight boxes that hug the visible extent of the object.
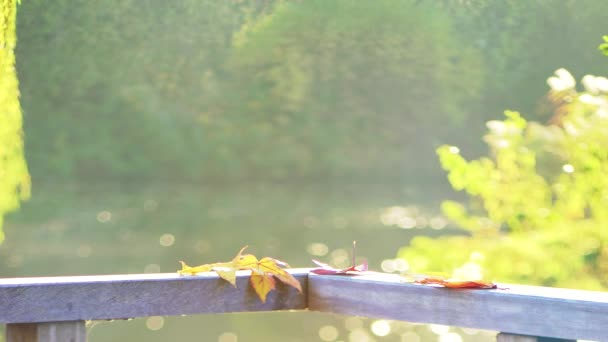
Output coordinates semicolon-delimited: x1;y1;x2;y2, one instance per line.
399;69;608;290
0;0;30;241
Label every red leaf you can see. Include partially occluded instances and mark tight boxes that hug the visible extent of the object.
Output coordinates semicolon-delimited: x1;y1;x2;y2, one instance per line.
310;241;368;276
310;259;368;275
415;276;497;289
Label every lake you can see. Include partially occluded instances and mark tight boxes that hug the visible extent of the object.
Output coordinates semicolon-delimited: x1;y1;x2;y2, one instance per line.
0;182;495;341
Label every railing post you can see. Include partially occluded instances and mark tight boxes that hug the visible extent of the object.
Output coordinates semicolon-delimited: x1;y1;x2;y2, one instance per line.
6;321;86;342
497;333;575;342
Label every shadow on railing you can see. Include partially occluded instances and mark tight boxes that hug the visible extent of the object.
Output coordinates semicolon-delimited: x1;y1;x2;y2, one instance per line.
1;269;606;341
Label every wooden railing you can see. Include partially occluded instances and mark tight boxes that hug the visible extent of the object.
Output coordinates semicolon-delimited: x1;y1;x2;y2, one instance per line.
1;269;607;341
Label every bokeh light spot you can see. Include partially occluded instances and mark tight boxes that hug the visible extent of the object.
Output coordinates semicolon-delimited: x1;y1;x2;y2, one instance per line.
348;328;373;342
439;332;463;342
319;325;339;341
398;217;416;229
370;320;391;337
330;249;350;268
429;324;450;335
77;245;92;258
448;146;460;154
146;316;164;331
307;242;329;256
96;211;112;223
429;217;447;230
159;233;175;247
381;259;396;272
218;332;238;342
562;164;575;173
394;258;409;272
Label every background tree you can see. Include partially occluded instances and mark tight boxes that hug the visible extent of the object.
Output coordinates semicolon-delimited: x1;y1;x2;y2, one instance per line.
399;69;608;290
0;0;30;242
222;0;484;180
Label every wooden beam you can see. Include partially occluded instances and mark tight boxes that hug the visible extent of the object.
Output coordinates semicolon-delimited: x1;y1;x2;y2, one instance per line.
6;321;86;342
307;272;608;341
0;270;308;324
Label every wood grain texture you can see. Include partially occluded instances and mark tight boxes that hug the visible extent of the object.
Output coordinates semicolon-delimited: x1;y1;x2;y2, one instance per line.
496;333;538;342
308;272;608;341
6;321;85;342
0;270;307;324
6;323;37;342
496;334;575;342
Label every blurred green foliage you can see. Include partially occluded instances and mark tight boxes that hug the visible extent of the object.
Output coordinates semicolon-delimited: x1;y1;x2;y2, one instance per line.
223;0;483;179
399;69;608;290
436;0;608;119
15;0;608;183
17;0;271;181
601;35;608;56
0;0;30;242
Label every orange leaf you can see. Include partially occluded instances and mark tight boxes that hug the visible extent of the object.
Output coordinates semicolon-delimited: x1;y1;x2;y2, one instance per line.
250;271;276;303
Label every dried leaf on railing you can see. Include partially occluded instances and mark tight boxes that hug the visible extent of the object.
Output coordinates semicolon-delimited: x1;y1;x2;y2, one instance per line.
310;241;368;275
310;259;369;275
414;275;497;289
178;246;302;302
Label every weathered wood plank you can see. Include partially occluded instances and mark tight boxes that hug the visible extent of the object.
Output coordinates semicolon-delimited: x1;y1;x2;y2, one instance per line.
308;272;608;341
6;321;86;342
496;333;575;342
0;270;308;324
496;333;538;342
6;323;37;342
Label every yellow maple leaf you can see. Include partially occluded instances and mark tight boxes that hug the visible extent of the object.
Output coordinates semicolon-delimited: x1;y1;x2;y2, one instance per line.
211;265;237;287
250;271;276;303
235;253;259;270
258;257;302;293
178;246;302;302
178;261;212;275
